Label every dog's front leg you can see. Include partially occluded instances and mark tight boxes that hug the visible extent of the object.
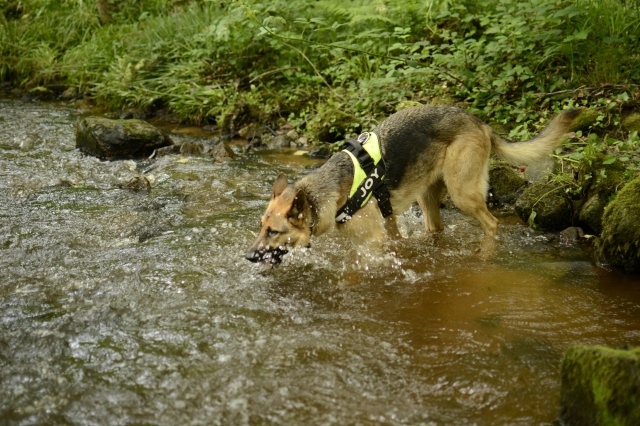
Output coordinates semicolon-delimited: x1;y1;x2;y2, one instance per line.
338;202;387;251
384;214;402;239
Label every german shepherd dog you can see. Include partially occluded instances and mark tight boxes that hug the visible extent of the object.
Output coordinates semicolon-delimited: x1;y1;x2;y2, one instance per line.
246;105;579;265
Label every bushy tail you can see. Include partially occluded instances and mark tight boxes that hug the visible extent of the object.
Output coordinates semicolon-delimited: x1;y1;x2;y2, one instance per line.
491;109;581;165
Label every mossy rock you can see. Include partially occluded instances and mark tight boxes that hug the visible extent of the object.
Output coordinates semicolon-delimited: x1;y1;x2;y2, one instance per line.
596;176;640;273
578;192;608;234
576;154;627;233
578;154;627;200
560;345;640;426
514;181;573;231
622;113;640;133
573;108;600;131
488;162;527;205
211;141;235;161
75;117;173;160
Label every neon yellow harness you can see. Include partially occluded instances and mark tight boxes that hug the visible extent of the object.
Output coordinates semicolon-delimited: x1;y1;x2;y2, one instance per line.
335;132;392;223
344;132;383;203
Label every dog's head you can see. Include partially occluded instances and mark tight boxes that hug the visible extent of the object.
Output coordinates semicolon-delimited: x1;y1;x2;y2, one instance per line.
246;173;312;266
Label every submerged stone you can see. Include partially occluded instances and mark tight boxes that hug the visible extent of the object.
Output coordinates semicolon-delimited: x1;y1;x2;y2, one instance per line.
119;176;151;192
514;181;573;231
560;345;640;426
75;117;173;160
596;176;640;273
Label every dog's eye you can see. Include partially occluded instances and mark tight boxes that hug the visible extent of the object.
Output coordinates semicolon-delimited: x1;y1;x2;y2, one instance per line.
266;227;279;238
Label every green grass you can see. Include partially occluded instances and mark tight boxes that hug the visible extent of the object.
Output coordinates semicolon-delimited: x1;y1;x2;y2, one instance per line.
1;0;639;140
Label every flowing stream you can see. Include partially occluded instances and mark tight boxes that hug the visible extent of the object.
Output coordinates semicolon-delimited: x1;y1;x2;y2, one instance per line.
1;98;640;425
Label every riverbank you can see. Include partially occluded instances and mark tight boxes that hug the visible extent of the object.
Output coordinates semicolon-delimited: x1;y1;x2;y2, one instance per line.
1;1;639;132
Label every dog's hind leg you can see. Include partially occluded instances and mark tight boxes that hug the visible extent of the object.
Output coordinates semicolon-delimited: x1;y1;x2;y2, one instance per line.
442;137;499;239
418;179;445;233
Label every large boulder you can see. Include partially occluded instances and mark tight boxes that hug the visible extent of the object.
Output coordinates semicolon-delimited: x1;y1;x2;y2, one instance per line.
76;117;173;160
560;345;640;426
596;176;640;273
514;181;573;231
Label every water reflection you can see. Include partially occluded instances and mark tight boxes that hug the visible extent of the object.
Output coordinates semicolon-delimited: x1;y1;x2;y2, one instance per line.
1;98;640;425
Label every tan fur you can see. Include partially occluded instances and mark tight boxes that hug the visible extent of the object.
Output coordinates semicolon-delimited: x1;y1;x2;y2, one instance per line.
246;105;580;264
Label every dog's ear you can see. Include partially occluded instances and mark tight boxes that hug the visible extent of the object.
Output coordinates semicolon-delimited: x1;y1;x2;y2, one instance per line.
288;188;308;222
272;173;288;199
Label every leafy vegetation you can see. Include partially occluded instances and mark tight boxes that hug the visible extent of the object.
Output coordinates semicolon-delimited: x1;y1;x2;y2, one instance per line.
1;0;639;173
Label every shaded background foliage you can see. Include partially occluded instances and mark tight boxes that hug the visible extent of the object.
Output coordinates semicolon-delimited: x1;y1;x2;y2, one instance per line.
1;0;639;141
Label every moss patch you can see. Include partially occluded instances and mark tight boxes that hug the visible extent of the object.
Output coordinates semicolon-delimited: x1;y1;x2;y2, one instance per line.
596;176;640;273
489;162;527;205
561;345;640;426
514;181;573;231
622;113;640;133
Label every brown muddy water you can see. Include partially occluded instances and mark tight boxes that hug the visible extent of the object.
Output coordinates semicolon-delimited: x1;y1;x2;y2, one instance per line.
1;98;640;426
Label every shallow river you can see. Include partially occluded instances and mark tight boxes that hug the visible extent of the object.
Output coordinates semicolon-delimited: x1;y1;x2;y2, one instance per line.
1;98;639;425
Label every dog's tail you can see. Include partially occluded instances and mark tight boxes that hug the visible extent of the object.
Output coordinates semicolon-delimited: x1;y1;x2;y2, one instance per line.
490;108;581;165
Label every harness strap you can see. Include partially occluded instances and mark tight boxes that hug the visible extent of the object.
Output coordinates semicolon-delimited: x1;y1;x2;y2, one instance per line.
335;132;393;223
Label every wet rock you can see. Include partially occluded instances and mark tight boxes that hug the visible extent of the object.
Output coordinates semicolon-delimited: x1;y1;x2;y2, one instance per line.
576;155;627;233
119;176;151;192
238;123;266;141
286;129;300;142
211;141;235;161
308;144;333;159
18;132;42;150
28;86;55;101
488;163;527;205
153;145;180;158
59;86;79;101
560;226;585;244
622;113;640;133
560;345;640;426
75;117;173;160
578;192;608;234
514;181;573;231
596;176;640;273
179;142;204;156
265;134;292;149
